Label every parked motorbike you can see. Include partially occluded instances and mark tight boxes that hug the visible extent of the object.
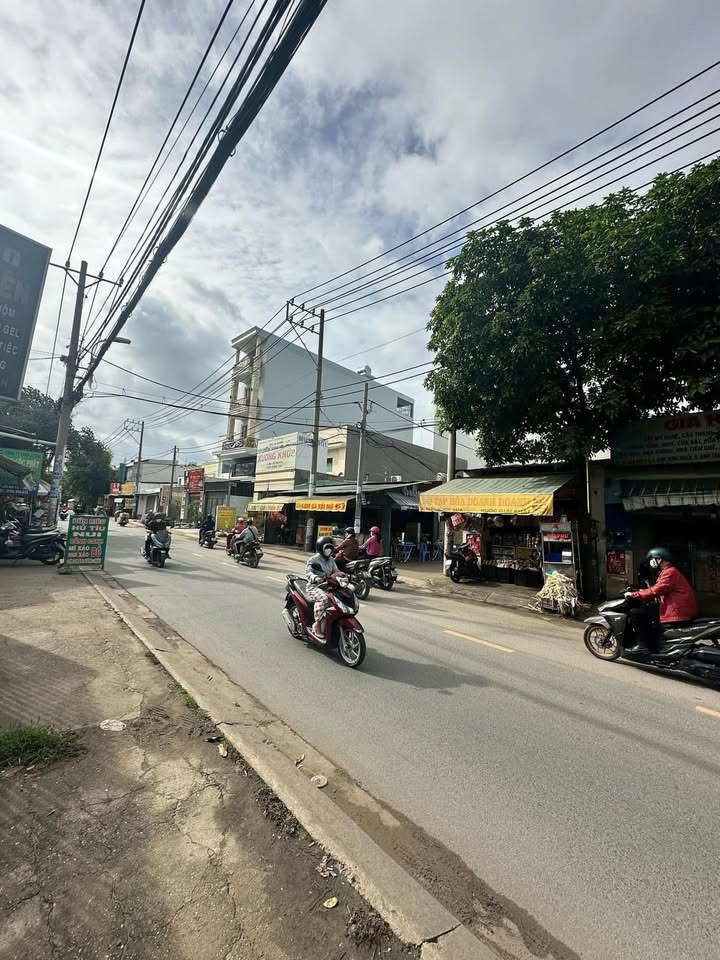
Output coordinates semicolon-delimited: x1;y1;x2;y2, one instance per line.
282;571;366;667
366;555;397;590
584;592;720;684
199;529;218;549
0;520;65;565
235;540;263;568
335;552;372;600
146;529;172;568
445;545;483;583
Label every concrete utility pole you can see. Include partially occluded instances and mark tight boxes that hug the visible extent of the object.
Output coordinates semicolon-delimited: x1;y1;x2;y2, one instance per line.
126;419;145;518
47;260;87;527
442;430;456;577
353;373;370;535
305;307;325;551
167;444;177;520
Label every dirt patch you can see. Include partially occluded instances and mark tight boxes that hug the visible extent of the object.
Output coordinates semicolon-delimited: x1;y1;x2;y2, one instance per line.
0;677;418;960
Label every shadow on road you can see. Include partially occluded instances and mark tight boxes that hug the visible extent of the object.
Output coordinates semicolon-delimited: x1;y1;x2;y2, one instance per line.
361;647;491;694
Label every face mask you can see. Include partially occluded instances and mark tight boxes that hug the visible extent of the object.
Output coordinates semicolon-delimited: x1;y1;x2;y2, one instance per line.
649;557;661;569
323;547;333;557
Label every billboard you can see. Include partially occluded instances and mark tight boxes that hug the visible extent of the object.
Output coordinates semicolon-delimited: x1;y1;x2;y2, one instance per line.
185;467;205;494
0;447;43;494
0;223;52;401
256;432;327;475
611;411;720;466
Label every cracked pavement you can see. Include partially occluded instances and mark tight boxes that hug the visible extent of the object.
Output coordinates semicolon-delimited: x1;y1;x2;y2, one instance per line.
0;568;416;960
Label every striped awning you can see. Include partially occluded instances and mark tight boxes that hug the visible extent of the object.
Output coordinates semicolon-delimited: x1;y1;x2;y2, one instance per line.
622;478;720;510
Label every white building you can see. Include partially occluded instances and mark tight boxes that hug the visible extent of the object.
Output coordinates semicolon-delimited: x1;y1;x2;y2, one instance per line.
424;423;486;472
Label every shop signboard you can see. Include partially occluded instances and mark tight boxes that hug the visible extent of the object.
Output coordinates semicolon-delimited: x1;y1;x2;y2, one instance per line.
110;481;121;495
119;482;135;496
611;411;720;466
64;514;109;569
185;468;205;494
255;432;327;475
0;447;43;494
296;498;348;512
318;524;334;537
247;500;287;513
422;492;555;515
215;505;237;529
0;223;52;401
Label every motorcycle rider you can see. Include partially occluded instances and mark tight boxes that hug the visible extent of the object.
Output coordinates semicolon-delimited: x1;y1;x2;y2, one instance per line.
199;513;215;545
335;526;359;571
627;547;698;652
234;518;259;562
226;517;246;553
305;536;339;643
363;525;383;557
143;510;166;557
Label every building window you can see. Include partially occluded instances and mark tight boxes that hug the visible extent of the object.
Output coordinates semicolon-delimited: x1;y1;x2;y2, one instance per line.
397;398;414;418
326;457;334;472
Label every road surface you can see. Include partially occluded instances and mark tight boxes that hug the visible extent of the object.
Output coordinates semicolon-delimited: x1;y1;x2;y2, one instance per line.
103;525;720;960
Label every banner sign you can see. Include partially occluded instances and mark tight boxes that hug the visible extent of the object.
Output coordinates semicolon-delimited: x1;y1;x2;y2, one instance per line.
611;411;720;466
256;432;327;475
64;514;109;569
318;524;334;537
420;492;555;516
247;500;287;513
296;498;348;513
0;223;52;401
215;505;237;529
119;482;135;495
0;447;43;494
185;467;205;494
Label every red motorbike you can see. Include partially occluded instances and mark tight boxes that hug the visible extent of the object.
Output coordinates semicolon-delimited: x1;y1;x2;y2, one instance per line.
282;571;366;668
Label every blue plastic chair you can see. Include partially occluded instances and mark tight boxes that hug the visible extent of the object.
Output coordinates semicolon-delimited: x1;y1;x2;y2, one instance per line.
402;543;414;563
418;542;430;562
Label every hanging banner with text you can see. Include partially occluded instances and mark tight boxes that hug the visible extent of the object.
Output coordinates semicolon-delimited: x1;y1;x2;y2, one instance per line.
64;514;110;569
0;223;52;401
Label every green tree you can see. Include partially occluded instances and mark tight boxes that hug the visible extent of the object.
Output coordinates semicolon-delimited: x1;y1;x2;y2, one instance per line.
0;387;61;471
64;427;112;507
426;158;720;464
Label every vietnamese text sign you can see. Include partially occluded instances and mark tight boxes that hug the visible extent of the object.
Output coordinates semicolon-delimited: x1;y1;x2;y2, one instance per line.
215;505;237;529
185;467;204;494
256;432;327;475
611;411;720;466
0;223;52;401
0;447;43;494
318;524;333;537
419;491;555;516
296;498;348;513
65;514;109;569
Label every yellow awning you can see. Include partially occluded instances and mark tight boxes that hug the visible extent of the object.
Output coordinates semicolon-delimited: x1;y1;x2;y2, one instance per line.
247;500;289;513
296;497;351;512
419;474;573;517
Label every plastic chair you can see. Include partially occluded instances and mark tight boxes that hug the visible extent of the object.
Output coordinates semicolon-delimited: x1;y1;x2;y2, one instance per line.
402;543;415;563
418;542;430;562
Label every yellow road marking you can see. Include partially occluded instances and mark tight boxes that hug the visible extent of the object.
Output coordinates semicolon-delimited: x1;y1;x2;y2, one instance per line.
444;629;514;653
696;705;720;719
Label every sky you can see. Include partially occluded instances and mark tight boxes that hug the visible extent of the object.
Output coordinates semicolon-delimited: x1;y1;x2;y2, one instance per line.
2;0;719;467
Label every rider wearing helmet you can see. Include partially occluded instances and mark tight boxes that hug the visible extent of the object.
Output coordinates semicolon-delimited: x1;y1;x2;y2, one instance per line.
199;513;215;544
363;525;383;557
627;548;698;652
143;511;166;557
337;525;359;563
305;536;339;642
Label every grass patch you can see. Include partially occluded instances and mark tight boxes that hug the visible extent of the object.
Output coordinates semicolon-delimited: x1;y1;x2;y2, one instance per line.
168;680;209;718
0;725;82;768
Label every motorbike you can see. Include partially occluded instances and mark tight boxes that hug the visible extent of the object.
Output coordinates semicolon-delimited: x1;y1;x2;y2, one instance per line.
445;545;483;583
199;529;218;549
366;555;397;590
145;528;172;568
0;520;65;565
118;512;129;527
282;571;366;668
584;592;720;684
235;539;263;568
335;552;372;600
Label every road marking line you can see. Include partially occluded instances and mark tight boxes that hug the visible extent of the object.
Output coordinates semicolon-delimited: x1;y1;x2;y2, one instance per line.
444;629;514;653
265;576;287;583
696;705;720;719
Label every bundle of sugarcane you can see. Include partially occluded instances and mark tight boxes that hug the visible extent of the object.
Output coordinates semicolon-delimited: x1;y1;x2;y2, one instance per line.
529;571;587;617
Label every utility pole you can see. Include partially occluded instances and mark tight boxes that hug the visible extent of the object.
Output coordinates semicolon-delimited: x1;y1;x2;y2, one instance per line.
126;419;145;518
167;445;177;520
47;260;87;527
443;430;456;577
353;376;370;535
305;308;325;551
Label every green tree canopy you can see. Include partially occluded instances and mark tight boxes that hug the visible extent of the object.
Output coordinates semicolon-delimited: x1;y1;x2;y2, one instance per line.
426;158;720;464
64;427;112;507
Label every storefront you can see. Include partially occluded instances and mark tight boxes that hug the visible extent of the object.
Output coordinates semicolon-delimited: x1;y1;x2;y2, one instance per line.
247;496;299;544
419;473;577;588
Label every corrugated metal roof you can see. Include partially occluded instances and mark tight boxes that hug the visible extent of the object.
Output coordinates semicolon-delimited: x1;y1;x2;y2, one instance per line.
425;474;574;497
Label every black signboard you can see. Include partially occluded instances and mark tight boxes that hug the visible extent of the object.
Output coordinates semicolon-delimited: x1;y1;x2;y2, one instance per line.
0;223;52;401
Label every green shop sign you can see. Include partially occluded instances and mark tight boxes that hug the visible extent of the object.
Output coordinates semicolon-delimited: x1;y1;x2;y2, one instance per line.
0;447;43;494
64;514;110;569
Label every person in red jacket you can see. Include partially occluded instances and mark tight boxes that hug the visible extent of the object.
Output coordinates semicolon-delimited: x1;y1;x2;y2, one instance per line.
627;547;698;652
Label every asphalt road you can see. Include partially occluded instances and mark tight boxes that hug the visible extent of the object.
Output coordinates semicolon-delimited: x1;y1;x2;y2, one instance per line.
104;525;720;960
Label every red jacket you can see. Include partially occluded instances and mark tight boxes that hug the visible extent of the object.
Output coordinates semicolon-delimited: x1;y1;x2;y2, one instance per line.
636;564;698;623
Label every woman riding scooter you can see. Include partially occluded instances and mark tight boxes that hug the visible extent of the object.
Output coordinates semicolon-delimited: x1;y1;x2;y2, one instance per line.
626;547;698;653
305;536;340;643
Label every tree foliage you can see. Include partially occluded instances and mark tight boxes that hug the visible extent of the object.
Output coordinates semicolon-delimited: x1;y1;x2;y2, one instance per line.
0;387;61;470
63;427;112;507
426;158;720;464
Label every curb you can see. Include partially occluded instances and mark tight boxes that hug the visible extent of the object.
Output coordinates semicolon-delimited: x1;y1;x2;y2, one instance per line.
84;570;497;959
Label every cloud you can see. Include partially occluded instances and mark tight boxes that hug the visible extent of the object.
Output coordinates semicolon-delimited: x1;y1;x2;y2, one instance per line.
3;0;720;466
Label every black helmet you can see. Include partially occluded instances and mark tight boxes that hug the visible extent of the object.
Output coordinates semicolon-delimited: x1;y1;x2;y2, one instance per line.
345;526;356;537
317;536;335;555
146;510;155;520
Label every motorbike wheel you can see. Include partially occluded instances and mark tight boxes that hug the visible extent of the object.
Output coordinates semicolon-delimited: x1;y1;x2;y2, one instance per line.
246;551;259;569
584;624;620;660
355;577;370;600
157;553;166;568
380;573;395;590
337;626;366;668
449;565;462;584
39;544;64;566
207;542;214;549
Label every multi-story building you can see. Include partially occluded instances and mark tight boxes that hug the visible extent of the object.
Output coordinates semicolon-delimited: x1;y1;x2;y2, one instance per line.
214;326;416;478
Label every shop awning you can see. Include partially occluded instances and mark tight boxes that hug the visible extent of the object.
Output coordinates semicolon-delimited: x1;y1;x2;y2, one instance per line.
622;478;720;510
419;474;574;516
387;491;419;510
296;496;352;512
247;498;295;513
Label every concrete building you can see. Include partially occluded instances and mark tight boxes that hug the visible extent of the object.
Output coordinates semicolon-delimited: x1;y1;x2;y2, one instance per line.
215;327;416;477
427;421;486;471
125;458;188;517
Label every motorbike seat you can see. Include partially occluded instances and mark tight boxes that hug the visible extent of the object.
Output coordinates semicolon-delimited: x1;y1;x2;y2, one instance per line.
288;576;312;601
661;619;720;641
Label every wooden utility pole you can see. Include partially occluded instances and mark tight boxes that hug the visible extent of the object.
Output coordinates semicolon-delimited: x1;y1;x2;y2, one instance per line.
442;430;456;576
167;445;178;520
